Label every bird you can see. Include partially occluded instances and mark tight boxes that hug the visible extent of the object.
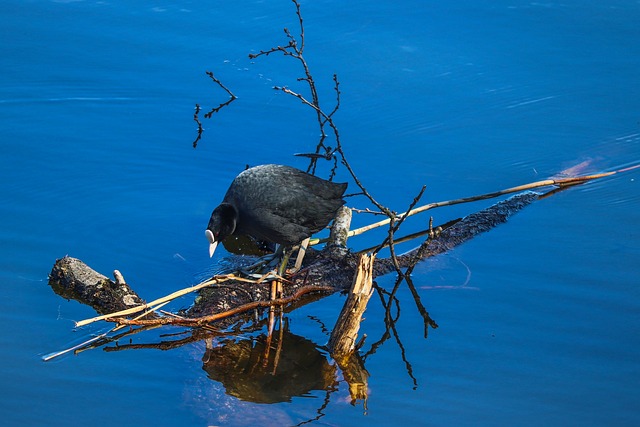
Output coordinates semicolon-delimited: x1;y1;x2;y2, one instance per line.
205;164;348;270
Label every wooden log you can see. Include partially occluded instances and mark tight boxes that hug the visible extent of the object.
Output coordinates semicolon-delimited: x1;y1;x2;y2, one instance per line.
47;192;539;325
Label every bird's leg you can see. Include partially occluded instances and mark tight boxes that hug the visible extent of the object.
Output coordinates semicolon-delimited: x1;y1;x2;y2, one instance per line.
289;237;310;274
274;248;292;298
277;247;291;277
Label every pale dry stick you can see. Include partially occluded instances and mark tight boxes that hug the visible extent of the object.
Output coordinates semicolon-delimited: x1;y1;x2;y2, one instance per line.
43;301;171;362
309;166;639;246
75;274;262;328
111;300;172;332
42;331;111;362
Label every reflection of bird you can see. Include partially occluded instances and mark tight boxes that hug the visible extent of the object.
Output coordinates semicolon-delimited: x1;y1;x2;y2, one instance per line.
205;164;348;266
202;329;337;404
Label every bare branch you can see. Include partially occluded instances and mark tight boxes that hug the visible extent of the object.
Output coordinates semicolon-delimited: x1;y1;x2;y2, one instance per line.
193;71;237;148
192;104;203;148
373;185;427;276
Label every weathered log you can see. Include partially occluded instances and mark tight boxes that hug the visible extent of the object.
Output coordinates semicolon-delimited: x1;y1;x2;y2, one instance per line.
47;192;538;325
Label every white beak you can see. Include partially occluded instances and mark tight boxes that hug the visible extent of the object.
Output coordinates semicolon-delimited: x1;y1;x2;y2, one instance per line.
205;229;218;258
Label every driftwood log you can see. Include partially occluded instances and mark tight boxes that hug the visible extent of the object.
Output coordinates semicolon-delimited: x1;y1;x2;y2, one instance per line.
49;191;538;325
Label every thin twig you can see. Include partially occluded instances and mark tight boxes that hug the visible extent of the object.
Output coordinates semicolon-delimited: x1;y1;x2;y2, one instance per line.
248;0;400;249
373;185;427;276
192;104;203;148
404;276;438;338
202;71;237;118
357;218;457;254
43;301;172;362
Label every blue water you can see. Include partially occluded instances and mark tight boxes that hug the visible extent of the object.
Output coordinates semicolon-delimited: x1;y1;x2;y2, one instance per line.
2;1;639;426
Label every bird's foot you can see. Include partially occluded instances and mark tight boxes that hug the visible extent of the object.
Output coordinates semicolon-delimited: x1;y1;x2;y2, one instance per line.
237;246;285;277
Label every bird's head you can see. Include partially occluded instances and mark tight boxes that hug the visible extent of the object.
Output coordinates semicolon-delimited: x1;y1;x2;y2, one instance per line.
205;203;238;258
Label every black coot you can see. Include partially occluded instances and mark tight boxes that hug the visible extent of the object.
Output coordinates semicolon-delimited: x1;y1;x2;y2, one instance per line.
206;164;348;258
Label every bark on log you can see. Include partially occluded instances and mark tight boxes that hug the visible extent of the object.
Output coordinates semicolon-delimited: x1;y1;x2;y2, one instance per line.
49;256;145;315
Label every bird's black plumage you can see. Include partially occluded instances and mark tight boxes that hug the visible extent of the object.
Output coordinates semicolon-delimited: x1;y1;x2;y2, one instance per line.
206;164;347;257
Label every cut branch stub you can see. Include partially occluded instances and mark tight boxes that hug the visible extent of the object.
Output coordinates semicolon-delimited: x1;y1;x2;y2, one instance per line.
328;252;375;405
328;253;375;358
328;205;352;248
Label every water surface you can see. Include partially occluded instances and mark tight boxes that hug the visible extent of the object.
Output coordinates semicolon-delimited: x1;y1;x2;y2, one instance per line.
1;1;639;426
